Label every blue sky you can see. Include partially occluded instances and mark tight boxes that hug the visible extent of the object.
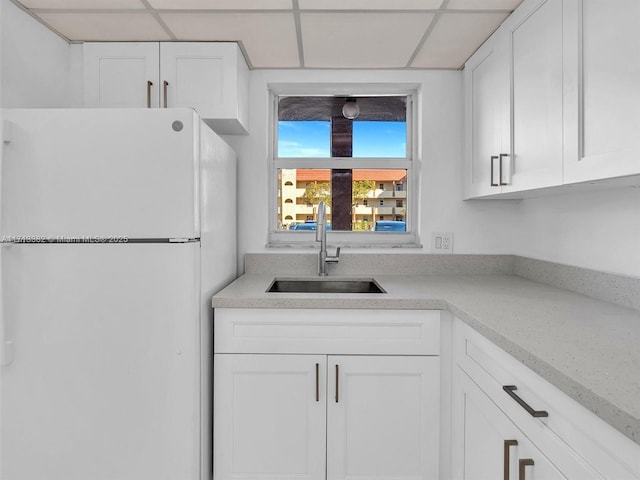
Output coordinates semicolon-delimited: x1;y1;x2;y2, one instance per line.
278;121;406;158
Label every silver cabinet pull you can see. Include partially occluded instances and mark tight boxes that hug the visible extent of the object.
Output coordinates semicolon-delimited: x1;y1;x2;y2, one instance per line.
518;459;534;480
315;363;319;402
335;364;339;403
490;155;500;186
504;440;518;480
503;386;548;417
146;81;153;108
499;153;510;185
163;81;169;108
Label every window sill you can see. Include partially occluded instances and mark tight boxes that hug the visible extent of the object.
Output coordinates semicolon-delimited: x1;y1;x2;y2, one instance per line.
267;231;422;249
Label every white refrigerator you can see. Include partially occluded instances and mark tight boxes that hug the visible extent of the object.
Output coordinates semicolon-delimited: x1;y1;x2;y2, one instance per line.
0;108;237;480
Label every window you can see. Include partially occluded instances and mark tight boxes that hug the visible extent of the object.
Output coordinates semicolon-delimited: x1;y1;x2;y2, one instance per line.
396;200;403;207
270;85;418;246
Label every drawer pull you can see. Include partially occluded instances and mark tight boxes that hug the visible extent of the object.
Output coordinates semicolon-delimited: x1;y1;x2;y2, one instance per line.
503;385;548;417
315;363;319;402
335;364;339;403
504;439;518;480
519;459;534;480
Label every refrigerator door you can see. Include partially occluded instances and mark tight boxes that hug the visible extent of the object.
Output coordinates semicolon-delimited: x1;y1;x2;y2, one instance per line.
0;243;201;480
1;108;200;239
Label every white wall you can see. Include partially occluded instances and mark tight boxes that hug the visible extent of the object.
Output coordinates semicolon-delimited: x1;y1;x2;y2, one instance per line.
223;69;521;272
1;0;72;108
512;187;640;277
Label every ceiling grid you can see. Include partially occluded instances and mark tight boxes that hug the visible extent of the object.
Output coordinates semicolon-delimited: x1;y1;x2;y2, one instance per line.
9;0;522;70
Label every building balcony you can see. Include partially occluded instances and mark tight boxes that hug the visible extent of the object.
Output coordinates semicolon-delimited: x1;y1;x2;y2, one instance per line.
377;190;407;199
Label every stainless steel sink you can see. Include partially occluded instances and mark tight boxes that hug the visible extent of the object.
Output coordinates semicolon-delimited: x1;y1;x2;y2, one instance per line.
267;278;386;294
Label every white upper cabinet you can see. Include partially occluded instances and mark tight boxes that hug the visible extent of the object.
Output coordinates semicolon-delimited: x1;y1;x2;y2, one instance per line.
563;0;640;183
83;42;249;135
504;0;564;193
464;0;640;198
463;30;510;199
83;43;159;108
464;0;563;199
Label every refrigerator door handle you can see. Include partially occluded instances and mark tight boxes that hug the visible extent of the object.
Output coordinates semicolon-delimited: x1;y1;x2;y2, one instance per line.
0;244;14;366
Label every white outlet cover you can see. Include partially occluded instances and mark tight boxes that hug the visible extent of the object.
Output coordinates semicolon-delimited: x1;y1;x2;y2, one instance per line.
431;232;453;254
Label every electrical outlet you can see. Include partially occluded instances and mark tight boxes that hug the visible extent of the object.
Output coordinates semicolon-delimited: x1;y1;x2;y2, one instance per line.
431;232;453;254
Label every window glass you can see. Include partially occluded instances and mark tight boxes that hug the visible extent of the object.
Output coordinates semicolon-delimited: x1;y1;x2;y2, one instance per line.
278;168;407;232
278;121;330;158
272;92;413;242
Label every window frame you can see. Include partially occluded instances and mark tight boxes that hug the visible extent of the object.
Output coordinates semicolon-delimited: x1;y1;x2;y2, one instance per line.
268;83;421;248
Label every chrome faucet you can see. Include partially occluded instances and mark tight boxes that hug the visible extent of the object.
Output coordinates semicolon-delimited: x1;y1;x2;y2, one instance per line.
316;201;340;276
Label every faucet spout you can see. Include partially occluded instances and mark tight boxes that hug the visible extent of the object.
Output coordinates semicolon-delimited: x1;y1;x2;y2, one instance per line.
316;201;340;276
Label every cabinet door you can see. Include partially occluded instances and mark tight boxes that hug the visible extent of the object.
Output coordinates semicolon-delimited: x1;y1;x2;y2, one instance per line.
564;0;640;183
504;0;563;192
453;367;567;480
160;43;248;134
83;43;159;108
326;356;440;480
213;354;326;480
464;32;510;198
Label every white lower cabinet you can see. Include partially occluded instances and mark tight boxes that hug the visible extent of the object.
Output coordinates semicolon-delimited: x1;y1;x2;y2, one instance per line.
454;366;586;479
452;318;640;480
213;308;441;480
214;354;327;480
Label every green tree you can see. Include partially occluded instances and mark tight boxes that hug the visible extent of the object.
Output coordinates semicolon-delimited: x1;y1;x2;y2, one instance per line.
302;181;331;216
352;180;375;206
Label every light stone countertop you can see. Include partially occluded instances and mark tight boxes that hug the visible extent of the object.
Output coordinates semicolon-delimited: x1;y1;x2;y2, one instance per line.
212;272;640;446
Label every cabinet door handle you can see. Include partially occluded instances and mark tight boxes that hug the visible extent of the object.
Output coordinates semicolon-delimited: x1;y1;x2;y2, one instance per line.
146;81;153;108
490;155;500;186
163;80;169;108
503;385;548;417
503;440;518;480
518;459;534;480
315;363;319;402
499;153;509;185
335;364;339;403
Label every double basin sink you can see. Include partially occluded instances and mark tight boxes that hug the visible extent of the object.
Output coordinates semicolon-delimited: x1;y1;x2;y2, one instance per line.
267;278;386;294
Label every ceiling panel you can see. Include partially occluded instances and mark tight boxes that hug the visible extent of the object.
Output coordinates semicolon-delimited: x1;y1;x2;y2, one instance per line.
147;0;293;10
35;12;171;41
446;0;523;9
160;13;300;68
299;0;442;10
19;0;145;8
301;13;434;68
411;12;507;68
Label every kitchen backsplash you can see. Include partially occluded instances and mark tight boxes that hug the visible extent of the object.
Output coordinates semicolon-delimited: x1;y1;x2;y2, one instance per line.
244;253;640;312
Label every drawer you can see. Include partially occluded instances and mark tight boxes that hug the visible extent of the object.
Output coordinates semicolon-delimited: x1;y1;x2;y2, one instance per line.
454;318;640;479
214;308;440;355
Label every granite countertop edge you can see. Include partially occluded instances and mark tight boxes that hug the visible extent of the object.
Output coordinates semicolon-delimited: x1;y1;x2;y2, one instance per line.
212;273;640;446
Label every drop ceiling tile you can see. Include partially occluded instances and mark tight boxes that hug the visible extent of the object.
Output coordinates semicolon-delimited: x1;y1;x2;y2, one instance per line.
411;12;508;68
301;13;435;68
299;0;442;10
147;0;292;9
446;0;523;10
35;12;171;41
160;13;300;68
18;0;145;8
